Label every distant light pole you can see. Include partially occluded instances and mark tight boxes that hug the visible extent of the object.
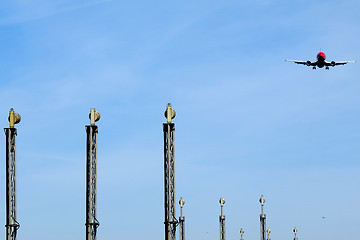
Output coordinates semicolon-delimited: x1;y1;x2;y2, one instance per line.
259;195;266;240
293;227;298;240
179;197;185;240
266;229;271;240
219;198;226;240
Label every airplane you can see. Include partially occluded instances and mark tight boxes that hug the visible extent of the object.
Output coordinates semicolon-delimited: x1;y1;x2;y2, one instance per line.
286;52;355;70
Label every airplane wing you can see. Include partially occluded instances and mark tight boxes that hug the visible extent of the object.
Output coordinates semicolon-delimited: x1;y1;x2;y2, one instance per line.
325;60;356;66
285;60;317;66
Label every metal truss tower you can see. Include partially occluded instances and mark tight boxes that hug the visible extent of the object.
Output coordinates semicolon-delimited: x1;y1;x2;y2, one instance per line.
4;108;21;240
219;198;226;240
163;104;177;240
86;108;101;240
179;198;185;240
259;196;266;240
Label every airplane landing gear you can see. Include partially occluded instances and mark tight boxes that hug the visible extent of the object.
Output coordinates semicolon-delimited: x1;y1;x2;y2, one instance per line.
325;66;329;70
313;67;316;70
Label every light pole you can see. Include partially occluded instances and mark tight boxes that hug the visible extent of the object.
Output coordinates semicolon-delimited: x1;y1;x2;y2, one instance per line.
293;227;298;240
164;103;177;240
85;108;101;240
5;108;21;240
219;198;226;240
179;197;185;240
259;195;266;240
266;229;271;240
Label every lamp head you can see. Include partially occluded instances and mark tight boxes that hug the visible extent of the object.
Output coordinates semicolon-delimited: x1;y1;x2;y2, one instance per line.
8;108;21;128
179;197;185;207
259;195;266;205
89;108;100;125
219;197;225;206
164;103;176;123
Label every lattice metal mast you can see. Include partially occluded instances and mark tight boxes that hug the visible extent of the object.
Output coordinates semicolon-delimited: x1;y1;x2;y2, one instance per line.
259;196;266;240
163;103;177;240
179;198;185;240
4;108;21;240
86;108;101;240
219;198;226;240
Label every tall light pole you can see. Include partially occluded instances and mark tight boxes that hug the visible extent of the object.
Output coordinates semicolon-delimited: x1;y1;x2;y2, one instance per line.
219;197;226;240
179;197;185;240
259;195;266;240
5;108;21;240
164;103;177;240
86;108;101;240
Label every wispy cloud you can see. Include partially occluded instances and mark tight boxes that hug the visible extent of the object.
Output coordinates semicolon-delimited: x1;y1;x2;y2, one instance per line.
0;0;112;26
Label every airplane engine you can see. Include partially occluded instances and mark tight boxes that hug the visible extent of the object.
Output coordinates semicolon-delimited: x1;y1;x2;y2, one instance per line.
331;61;336;67
306;61;311;66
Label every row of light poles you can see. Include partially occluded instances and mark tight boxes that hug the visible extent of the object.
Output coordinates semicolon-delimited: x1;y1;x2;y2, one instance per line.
219;196;299;240
163;105;300;240
3;108;102;240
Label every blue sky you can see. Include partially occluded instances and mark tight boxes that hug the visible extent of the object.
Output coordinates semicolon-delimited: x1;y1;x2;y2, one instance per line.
0;1;359;240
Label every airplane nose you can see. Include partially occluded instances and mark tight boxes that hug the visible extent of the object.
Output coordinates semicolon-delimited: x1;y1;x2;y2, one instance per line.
317;52;326;60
